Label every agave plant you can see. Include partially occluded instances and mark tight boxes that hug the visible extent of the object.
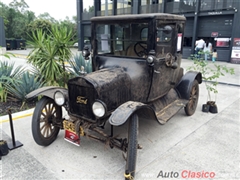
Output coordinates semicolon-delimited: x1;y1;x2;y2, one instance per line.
0;76;14;102
0;61;25;102
5;71;45;105
68;53;92;76
0;61;24;79
1;46;15;58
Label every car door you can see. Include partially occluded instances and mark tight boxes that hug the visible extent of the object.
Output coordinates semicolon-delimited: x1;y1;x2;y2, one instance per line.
148;23;178;101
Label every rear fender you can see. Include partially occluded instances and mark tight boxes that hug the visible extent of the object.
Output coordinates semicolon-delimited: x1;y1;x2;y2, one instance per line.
25;86;68;100
176;71;202;100
109;101;157;126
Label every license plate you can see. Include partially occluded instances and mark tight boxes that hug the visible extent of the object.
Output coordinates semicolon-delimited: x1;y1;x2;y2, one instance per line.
64;130;80;146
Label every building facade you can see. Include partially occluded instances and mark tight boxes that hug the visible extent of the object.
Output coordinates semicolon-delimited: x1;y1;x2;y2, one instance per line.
77;0;240;63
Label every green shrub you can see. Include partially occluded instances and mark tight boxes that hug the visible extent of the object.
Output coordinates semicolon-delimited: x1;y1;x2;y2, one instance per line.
188;55;234;102
5;71;45;103
27;25;75;87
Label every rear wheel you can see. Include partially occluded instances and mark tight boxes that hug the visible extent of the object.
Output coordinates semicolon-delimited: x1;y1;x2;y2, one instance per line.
184;79;199;116
32;96;62;146
125;113;139;180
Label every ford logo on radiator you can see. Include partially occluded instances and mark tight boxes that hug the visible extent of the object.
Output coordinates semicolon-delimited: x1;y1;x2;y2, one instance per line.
76;96;88;104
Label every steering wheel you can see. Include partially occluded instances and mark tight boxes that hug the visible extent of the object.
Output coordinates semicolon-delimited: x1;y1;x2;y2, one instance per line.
134;42;148;57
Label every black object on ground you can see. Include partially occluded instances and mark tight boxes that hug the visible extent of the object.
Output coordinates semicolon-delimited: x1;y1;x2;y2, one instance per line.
7;109;23;150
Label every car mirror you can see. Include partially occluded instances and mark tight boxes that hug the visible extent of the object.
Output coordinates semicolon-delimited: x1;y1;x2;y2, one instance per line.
82;46;90;60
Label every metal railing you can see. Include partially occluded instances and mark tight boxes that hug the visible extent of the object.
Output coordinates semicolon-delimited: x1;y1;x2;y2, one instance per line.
82;12;95;21
200;0;237;11
116;7;132;15
97;10;114;16
140;4;163;14
165;2;195;14
81;0;238;20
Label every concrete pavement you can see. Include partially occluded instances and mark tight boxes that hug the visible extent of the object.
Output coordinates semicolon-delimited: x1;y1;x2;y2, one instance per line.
0;51;240;180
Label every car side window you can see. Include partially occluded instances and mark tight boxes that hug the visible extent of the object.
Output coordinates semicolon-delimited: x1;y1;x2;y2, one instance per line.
156;25;173;44
141;28;148;41
155;23;174;58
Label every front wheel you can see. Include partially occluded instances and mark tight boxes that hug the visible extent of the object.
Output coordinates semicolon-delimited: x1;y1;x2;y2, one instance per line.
125;113;139;180
32;96;62;146
184;79;199;116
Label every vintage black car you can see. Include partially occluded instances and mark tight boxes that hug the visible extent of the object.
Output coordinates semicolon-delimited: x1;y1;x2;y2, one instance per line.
26;13;202;179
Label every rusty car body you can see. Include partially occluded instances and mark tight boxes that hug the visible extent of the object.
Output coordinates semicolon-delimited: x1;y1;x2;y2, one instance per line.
26;13;202;179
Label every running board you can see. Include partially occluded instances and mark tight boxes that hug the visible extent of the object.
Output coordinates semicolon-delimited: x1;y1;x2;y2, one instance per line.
156;99;188;124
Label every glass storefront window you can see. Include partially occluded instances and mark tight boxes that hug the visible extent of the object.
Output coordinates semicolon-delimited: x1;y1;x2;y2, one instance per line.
83;0;94;11
117;0;132;15
82;1;94;20
101;0;113;10
117;0;131;8
141;0;163;5
97;0;113;16
141;0;150;6
140;0;163;13
166;0;196;13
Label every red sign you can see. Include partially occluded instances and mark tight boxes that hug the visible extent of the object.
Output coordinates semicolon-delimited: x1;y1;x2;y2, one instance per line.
211;32;218;37
64;130;80;146
231;38;240;64
233;38;240;46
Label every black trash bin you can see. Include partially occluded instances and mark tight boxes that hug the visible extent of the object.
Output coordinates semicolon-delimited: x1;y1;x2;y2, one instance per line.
6;39;16;50
15;39;26;50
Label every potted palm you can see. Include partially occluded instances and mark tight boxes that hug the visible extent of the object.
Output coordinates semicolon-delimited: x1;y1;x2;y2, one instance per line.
188;54;234;113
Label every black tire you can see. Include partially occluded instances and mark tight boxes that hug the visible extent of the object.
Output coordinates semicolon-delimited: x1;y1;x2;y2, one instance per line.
184;79;199;116
125;113;139;179
32;96;62;146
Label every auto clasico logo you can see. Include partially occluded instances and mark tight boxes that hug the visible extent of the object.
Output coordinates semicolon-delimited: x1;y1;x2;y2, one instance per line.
157;170;216;179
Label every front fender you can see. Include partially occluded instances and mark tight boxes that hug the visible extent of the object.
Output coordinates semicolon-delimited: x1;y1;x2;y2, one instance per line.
25;86;68;100
176;71;202;100
109;101;157;126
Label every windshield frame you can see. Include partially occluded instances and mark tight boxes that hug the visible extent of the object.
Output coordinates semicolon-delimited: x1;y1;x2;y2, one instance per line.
92;20;152;59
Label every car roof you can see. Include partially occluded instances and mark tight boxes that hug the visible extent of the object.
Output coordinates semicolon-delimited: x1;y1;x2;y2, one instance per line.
91;13;186;22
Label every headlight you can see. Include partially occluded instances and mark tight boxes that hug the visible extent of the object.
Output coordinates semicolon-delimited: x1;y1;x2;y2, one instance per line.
92;101;106;117
54;91;65;106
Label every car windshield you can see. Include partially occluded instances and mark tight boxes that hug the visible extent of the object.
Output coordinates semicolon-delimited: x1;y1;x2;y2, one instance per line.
95;22;149;58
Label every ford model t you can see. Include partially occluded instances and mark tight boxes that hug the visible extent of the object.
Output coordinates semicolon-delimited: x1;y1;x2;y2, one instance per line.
26;13;202;179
